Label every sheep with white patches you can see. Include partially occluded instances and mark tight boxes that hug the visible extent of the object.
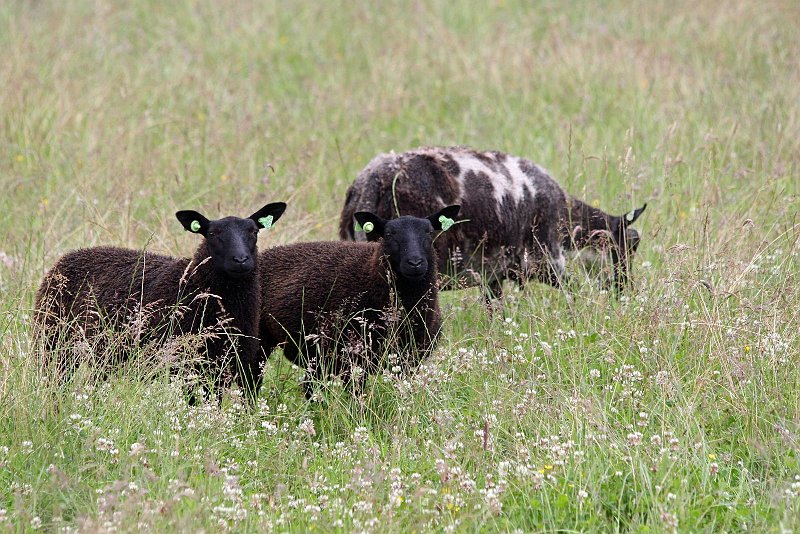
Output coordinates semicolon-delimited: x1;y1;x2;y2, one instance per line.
339;146;646;301
34;202;287;404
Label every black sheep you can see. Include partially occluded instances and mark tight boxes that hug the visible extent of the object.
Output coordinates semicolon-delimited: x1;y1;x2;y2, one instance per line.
34;202;287;404
259;205;460;399
339;146;647;301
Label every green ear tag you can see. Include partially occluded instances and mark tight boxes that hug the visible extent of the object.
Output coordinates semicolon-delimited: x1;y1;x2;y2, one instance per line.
362;221;374;233
625;210;636;222
354;221;363;232
258;215;274;229
190;220;201;233
438;215;455;231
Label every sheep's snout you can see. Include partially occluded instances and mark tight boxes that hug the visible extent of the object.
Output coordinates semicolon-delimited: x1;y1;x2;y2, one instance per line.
399;256;429;280
224;255;255;277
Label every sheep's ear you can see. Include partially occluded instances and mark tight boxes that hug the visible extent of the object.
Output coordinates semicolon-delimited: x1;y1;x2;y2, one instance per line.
249;202;287;230
353;211;386;237
621;203;647;226
176;211;210;235
429;205;461;231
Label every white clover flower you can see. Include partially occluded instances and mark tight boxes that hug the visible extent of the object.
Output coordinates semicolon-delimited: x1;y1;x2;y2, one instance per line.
627;432;643;446
298;418;316;437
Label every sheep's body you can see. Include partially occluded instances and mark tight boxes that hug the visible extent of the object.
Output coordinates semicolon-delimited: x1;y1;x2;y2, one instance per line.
259;240;441;398
34;244;260;396
34;202;286;403
340;146;645;296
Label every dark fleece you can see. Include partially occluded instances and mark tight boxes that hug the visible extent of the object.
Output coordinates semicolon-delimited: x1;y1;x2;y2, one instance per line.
34;243;261;396
259;241;441;396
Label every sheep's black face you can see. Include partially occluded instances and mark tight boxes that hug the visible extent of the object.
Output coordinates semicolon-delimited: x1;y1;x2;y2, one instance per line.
205;217;260;278
176;202;287;279
383;217;435;281
353;205;461;283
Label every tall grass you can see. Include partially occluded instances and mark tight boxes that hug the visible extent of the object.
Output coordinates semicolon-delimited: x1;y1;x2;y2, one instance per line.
1;0;798;531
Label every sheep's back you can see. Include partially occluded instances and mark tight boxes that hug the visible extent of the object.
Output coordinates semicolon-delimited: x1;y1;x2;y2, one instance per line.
35;246;185;330
260;241;387;339
341;147;570;284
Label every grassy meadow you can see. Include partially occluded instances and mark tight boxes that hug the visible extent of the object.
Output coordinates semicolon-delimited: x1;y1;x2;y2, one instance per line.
1;0;799;531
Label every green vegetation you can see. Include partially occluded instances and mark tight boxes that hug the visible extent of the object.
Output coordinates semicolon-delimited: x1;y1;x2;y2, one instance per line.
1;0;798;531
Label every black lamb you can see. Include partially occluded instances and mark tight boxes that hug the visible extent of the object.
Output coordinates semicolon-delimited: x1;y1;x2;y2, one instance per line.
34;202;287;404
259;205;460;399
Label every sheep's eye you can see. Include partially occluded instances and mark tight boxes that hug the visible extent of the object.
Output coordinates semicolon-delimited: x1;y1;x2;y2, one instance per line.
208;232;216;238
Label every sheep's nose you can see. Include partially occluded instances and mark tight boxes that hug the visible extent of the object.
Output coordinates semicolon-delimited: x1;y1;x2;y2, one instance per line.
233;255;250;264
407;258;423;268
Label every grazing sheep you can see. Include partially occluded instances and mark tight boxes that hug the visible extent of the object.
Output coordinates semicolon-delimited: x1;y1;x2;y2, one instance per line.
259;205;460;399
34;202;287;404
339;146;646;301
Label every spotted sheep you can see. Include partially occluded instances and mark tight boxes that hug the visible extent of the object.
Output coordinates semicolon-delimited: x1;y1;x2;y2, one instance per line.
339;146;646;302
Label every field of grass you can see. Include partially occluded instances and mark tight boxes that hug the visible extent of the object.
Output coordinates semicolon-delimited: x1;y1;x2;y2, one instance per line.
1;0;799;531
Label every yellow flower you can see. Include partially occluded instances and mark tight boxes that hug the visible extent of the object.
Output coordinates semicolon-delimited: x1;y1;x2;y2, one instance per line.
544;464;554;471
744;345;751;353
15;154;24;162
220;174;229;182
708;453;716;460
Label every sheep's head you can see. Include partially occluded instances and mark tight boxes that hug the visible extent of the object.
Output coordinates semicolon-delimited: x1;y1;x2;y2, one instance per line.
354;205;460;282
571;203;646;292
176;202;287;278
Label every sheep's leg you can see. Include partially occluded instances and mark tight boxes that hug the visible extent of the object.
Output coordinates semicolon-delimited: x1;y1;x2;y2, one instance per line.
300;380;315;401
236;358;264;408
282;341;317;401
536;249;567;289
483;280;504;315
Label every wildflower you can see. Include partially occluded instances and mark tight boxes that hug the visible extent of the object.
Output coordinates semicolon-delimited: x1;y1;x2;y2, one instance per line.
298;418;316;437
589;369;601;379
637;412;649;427
660;511;678;530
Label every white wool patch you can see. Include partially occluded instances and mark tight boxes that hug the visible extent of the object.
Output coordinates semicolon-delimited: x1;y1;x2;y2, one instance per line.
451;153;537;215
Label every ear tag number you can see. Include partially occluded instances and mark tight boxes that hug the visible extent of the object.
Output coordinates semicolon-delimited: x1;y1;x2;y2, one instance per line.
190;220;201;233
438;215;455;231
362;221;375;233
258;215;274;229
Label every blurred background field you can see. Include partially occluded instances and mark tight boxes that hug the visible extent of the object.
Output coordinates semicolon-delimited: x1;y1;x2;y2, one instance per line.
0;0;798;531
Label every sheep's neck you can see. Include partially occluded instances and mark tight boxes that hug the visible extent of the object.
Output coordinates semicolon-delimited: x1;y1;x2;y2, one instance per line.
564;198;614;249
380;251;438;317
185;242;260;323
